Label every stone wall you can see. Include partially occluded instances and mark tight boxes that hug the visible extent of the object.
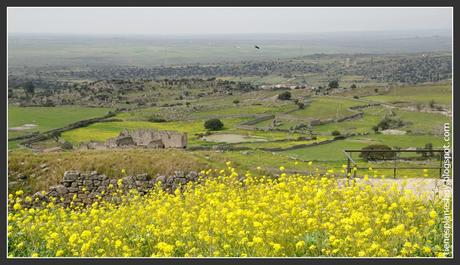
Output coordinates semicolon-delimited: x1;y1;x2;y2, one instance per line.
26;170;199;208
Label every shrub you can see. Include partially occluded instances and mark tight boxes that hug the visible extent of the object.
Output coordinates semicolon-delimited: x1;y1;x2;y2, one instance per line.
148;117;167;123
233;99;240;104
204;119;224;131
416;143;435;158
60;141;73;150
353;95;359;99
331;130;341;136
328;80;339;89
350;84;357;89
359;144;395;161
374;117;407;131
277;91;291;100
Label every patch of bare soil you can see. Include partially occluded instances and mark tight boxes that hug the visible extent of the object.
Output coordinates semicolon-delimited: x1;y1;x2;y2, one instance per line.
202;134;267;143
380;129;407;135
9;124;38;131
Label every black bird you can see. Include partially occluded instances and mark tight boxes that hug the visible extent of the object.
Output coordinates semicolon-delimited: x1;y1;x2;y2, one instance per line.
254;45;260;49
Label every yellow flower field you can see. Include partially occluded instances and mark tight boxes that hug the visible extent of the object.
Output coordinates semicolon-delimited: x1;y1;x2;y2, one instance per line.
8;163;451;257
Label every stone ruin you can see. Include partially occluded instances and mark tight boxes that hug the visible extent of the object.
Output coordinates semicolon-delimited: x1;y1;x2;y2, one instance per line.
25;170;200;208
79;128;187;150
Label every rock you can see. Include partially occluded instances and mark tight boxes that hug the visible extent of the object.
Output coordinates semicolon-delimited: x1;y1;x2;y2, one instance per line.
136;173;148;181
155;175;166;183
174;171;185;178
83;180;93;186
55;185;67;194
122;176;134;184
166;176;175;185
175;177;187;185
186;171;198;181
63;171;80;182
135;181;144;187
39;163;48;169
32;191;45;200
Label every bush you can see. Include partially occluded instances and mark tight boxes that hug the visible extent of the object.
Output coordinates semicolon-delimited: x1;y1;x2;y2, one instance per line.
350;84;357;89
204;119;224;131
374;117;407;131
233;99;240;104
331;130;341;136
328;80;339;89
359;144;395;161
416;143;435;158
353;95;359;99
148;117;167;123
61;141;73;150
277;91;291;100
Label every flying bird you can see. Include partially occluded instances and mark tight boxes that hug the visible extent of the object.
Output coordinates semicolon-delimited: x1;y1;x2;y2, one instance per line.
254;45;260;49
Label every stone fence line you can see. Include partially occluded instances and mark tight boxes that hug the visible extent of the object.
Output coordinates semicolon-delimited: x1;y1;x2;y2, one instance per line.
25;170;200;208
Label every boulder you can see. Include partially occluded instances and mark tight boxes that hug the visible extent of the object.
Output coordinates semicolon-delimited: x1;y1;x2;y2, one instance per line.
186;171;198;181
63;170;80;182
155;175;166;183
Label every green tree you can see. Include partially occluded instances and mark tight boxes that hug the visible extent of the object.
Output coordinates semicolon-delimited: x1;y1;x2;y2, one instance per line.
328;80;339;89
204;119;224;131
278;91;291;100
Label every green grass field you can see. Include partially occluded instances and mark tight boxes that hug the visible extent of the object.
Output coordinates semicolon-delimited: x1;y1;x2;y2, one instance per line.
280;134;443;162
288;97;363;121
8;105;112;139
364;83;452;106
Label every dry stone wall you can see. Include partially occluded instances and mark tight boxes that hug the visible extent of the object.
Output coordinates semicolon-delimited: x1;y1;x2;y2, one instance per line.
26;170;199;208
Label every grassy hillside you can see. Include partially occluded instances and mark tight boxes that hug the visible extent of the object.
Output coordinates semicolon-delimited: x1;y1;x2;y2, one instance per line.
8;105;112;139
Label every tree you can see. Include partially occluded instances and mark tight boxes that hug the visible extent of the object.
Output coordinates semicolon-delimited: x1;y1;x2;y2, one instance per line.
204;119;224;131
23;81;35;99
359;144;395;161
417;143;434;158
331;130;341;136
278;91;291;100
328;80;339;89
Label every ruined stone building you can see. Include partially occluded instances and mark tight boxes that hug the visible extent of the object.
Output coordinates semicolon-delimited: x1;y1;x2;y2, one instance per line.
80;129;187;150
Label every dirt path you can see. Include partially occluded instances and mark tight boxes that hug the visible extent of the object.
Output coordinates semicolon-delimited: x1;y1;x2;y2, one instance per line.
338;177;452;198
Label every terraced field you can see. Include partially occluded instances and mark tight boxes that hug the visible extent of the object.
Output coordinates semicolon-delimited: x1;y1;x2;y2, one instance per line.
364;83;452;107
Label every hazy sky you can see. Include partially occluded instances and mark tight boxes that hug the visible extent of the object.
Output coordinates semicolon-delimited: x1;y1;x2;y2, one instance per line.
8;7;452;35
